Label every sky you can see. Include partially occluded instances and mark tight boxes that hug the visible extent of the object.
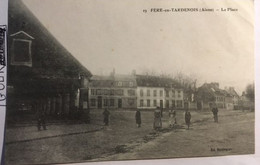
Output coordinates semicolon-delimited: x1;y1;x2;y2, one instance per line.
21;0;254;94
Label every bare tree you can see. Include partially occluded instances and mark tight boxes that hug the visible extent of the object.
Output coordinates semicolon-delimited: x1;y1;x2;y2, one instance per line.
245;83;255;102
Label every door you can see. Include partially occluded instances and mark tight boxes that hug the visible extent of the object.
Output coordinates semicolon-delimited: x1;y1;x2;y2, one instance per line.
97;96;102;109
118;99;122;108
184;102;189;109
197;101;202;110
160;100;163;109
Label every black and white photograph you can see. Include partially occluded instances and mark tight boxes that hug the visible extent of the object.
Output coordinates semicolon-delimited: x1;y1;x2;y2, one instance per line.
1;0;257;164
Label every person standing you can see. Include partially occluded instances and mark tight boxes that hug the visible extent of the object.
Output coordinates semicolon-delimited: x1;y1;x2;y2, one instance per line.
37;98;47;131
185;110;191;130
103;109;110;126
135;109;141;128
154;107;162;130
168;109;176;128
212;105;219;123
160;107;163;117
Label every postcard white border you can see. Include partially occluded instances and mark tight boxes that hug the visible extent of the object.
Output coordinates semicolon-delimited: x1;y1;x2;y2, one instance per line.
0;0;7;163
0;0;259;164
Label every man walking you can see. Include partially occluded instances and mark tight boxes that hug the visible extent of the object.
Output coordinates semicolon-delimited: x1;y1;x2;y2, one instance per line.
185;110;191;130
103;109;110;126
36;98;47;131
212;104;219;123
135;109;141;128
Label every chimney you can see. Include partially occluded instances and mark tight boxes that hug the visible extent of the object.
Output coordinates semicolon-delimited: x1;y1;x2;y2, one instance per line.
132;69;136;76
110;68;115;78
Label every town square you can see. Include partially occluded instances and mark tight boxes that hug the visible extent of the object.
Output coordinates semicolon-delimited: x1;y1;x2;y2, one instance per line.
4;0;255;164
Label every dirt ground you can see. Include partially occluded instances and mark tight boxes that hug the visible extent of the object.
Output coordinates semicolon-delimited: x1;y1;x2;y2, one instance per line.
4;109;254;165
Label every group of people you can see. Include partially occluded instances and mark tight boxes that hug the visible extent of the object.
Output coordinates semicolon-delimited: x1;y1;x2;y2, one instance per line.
152;107;192;130
36;103;219;131
135;105;218;130
102;107;193;130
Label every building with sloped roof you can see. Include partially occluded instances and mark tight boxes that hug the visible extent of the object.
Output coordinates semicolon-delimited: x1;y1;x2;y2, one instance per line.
136;75;184;109
7;0;92;117
225;87;240;109
88;72;137;109
197;82;235;110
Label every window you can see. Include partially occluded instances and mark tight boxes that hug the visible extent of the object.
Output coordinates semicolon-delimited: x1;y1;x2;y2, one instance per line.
140;100;144;107
172;90;175;97
160;90;163;97
147;89;150;96
176;100;183;108
11;39;32;67
129;82;134;87
128;89;135;96
172;100;176;108
166;100;169;108
115;89;124;96
153;100;157;107
166;90;169;97
110;99;114;106
140;89;144;97
153;90;157;97
83;90;88;101
90;99;96;106
178;91;182;98
104;99;108;106
110;89;114;95
147;99;150;107
91;89;95;95
104;89;109;95
128;99;134;106
97;89;102;95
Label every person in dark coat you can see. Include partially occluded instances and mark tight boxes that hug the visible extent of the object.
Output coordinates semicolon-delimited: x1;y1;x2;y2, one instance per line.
212;105;219;123
185;110;191;130
160;107;163;117
36;98;47;131
103;109;110;126
135;109;141;128
154;107;162;130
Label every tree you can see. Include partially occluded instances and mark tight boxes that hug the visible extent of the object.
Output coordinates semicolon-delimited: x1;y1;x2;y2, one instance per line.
245;83;255;102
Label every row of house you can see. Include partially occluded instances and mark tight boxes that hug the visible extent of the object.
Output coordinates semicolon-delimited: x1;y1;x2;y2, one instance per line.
196;82;243;110
86;71;185;110
86;77;251;111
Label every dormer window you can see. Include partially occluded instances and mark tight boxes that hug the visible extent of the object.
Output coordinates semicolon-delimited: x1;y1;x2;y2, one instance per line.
129;82;133;87
117;81;122;86
10;31;34;67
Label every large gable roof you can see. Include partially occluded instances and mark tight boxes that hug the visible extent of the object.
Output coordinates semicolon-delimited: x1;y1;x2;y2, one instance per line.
89;74;137;88
199;83;231;97
8;0;92;81
136;75;181;88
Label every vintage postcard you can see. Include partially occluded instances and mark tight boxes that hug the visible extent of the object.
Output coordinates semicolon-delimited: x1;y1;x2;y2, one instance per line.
0;0;258;164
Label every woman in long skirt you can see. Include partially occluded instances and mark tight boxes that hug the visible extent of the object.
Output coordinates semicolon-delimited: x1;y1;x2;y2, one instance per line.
185;111;191;130
154;107;162;130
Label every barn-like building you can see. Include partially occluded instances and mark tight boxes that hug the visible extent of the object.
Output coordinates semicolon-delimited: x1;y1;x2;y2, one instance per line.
7;0;92;119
